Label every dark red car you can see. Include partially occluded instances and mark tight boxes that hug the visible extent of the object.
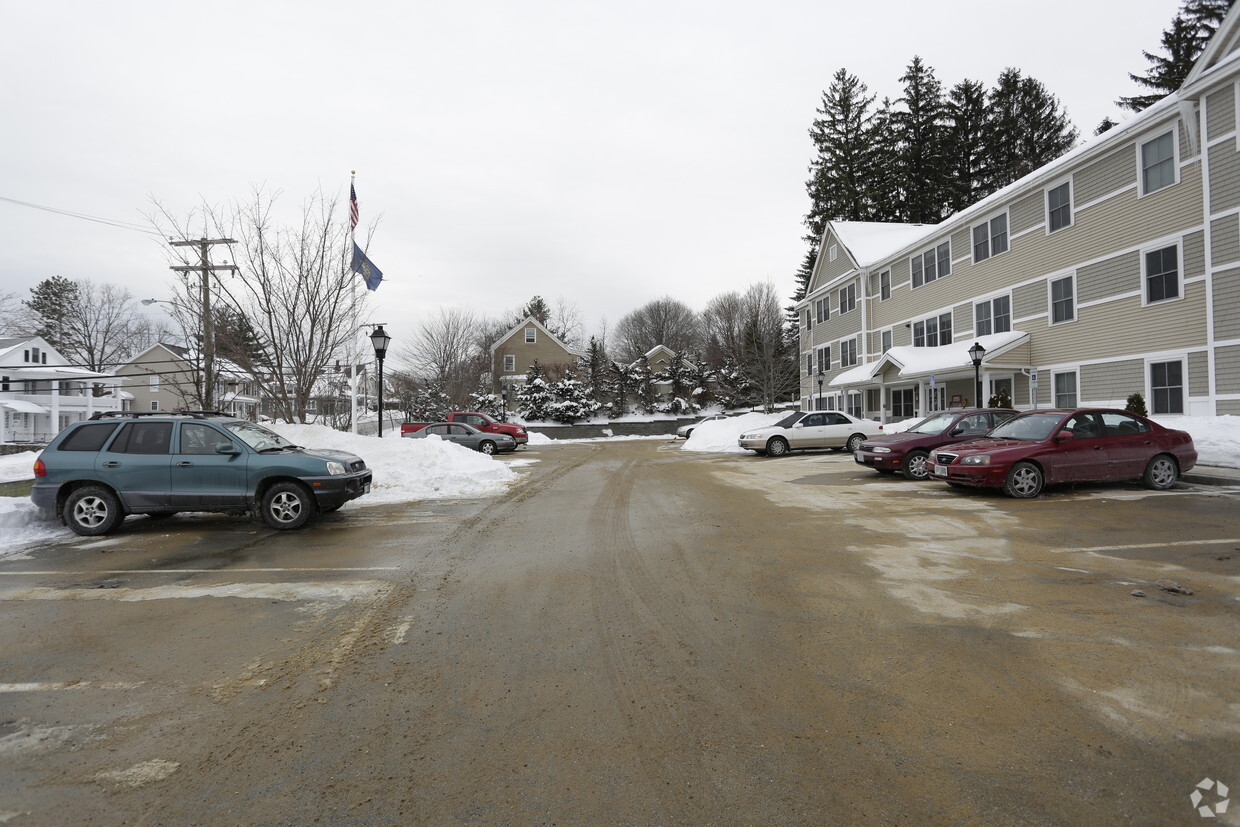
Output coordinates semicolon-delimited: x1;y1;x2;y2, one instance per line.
854;408;1018;480
927;408;1197;498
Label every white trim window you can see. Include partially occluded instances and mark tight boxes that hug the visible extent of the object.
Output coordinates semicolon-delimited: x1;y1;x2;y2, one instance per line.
524;327;537;343
1150;359;1185;414
972;213;1009;262
806;354;813;376
912;312;953;348
974;295;1011;336
837;283;856;314
839;338;858;367
1050;274;1076;324
1053;371;1078;408
911;241;951;288
815;296;830;323
881;329;893;353
879;270;891;301
149;375;159;393
1047;181;1072;232
1140;130;1177;195
503;354;516;372
150;400;160;411
891;388;915;418
1143;243;1180;304
847;391;862;419
829;244;839;262
817;345;831;373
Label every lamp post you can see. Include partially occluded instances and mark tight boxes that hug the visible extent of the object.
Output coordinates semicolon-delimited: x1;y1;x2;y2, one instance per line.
815;370;825;411
501;384;508;421
370;325;391;437
968;342;986;408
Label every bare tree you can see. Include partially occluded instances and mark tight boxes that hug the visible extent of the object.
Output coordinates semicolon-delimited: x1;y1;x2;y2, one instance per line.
703;283;799;410
152;188;369;422
613;296;701;363
549;297;585;348
0;290;24;332
61;280;147;372
396;307;481;406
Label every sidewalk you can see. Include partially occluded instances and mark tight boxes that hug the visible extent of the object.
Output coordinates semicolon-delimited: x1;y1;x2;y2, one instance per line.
1183;464;1240;486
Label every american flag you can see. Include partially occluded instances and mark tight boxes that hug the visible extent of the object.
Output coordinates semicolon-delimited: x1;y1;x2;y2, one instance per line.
349;183;359;232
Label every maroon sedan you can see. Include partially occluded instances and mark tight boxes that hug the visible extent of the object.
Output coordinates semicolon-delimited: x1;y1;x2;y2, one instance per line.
855;408;1018;480
927;408;1197;498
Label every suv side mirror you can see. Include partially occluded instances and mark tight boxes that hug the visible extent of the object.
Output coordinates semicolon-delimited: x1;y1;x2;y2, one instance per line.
215;442;242;455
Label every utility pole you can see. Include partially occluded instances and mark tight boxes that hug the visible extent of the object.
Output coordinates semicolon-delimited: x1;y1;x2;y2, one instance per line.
170;238;237;411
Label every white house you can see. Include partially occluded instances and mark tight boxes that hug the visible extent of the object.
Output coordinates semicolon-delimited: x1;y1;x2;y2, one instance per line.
0;335;127;444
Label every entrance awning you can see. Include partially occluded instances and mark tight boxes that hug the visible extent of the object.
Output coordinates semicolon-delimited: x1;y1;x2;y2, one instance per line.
0;400;48;413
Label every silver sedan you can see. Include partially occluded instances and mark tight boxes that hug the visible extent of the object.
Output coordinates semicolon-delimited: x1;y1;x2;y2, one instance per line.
405;422;518;455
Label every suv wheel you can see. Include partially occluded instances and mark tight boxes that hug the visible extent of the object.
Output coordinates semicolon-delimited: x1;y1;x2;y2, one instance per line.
261;482;315;530
65;486;123;536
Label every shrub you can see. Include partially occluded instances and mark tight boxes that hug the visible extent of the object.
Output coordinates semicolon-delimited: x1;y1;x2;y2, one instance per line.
988;386;1013;408
1125;392;1148;417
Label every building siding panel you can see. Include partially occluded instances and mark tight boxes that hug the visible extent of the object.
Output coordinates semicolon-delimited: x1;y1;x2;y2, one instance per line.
1010;191;1044;235
1211;215;1240;265
1012;281;1047;320
1219;400;1240;414
1081;359;1143;401
1185;229;1206;278
953;302;971;338
1075;145;1137;205
1189;350;1210;396
1206;84;1236;138
1078;251;1141;304
1214;266;1240;339
1209;143;1240;213
1218;345;1240;393
951;227;972;260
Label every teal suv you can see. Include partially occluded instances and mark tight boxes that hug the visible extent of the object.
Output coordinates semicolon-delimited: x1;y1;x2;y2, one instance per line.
32;411;373;536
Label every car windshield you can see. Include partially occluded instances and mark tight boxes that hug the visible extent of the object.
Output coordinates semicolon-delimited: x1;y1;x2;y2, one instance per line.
907;413;957;434
987;413;1065;442
775;412;804;428
226;421;297;451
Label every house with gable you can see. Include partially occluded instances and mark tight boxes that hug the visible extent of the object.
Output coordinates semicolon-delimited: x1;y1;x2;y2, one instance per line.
490;316;587;397
115;343;261;420
798;5;1240;422
0;335;125;443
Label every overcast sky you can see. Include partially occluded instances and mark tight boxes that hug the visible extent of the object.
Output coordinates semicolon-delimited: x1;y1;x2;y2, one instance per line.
2;0;1181;356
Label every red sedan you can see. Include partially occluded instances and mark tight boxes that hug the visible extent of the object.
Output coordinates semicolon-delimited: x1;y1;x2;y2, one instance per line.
927;408;1198;498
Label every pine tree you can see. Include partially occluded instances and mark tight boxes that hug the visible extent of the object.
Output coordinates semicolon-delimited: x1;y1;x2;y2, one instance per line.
1095;117;1119;136
689;358;716;409
515;296;551;326
24;276;80;352
893;56;948;223
516;360;553;421
984;69;1077;191
943;79;989;213
806;68;877;234
549;369;598;424
633;361;658;414
1120;0;1235;113
866;97;905;221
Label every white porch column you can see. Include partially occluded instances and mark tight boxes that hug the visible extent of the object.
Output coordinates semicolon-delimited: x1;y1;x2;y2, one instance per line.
51;380;61;433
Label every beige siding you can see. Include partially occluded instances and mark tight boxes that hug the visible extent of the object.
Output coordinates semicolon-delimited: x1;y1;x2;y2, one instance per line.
1206;85;1236;138
1075;145;1136;205
1219;400;1240;414
1013;373;1032;407
893;323;912;348
1030;283;1209;365
1078;251;1140;303
1208;143;1240;212
953;302;971;337
493;330;580;386
1211;215;1240;265
1214;266;1240;339
1081;359;1143;400
1013;281;1047;320
1185;229;1206;277
1189;350;1210;395
1218;345;1240;393
951;227;972;261
868;164;1204;332
810;230;858;292
1010;191;1044;235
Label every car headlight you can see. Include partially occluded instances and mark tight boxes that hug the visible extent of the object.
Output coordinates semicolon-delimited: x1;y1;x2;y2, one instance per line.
961;455;991;465
870;446;891;454
741;433;761;440
326;461;346;475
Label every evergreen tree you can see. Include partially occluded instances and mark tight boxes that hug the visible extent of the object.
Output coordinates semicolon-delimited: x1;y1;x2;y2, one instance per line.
585;336;609;395
893;56;948;223
866;97;905;221
467;388;502;417
633;360;658;415
24;276;80;352
515;360;553;421
549;369;598;424
689;357;716;409
984;69;1078;191
805;68;877;234
1095;117;1119;136
943;79;989;213
515;295;551;326
714;358;756;410
1120;0;1235;113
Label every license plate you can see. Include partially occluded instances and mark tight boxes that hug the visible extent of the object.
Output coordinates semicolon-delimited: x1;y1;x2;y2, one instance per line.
933;464;946;477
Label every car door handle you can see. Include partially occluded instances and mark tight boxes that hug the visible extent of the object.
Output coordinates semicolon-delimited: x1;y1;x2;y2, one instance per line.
1093;446;1103;451
176;461;194;468
102;461;120;468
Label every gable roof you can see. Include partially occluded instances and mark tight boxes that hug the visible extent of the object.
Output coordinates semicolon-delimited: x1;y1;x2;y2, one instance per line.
1182;1;1240;92
831;222;931;269
491;316;587;358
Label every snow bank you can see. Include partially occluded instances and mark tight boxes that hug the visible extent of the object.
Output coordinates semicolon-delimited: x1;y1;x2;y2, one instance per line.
680;412;786;453
0;499;61;561
1155;415;1240;468
0;451;40;482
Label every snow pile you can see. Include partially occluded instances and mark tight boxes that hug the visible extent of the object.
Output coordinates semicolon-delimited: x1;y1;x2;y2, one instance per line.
269;423;518;503
1156;415;1240;468
680;412;786;453
0;498;61;557
0;451;40;482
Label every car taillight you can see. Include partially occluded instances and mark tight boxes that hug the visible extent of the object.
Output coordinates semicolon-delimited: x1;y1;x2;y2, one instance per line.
33;459;46;477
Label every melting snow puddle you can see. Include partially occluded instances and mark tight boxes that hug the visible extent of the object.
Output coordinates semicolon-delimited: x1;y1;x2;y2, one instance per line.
0;580;390;603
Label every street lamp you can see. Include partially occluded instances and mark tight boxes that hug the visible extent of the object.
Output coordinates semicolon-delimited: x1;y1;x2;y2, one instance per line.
370;325;391;437
815;370;825;411
968;342;986;408
501;384;509;421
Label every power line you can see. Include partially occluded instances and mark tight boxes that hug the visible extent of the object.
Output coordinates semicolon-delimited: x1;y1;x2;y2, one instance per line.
0;195;161;235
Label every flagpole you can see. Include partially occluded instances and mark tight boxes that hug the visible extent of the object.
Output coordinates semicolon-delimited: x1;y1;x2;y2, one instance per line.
349;170;360;434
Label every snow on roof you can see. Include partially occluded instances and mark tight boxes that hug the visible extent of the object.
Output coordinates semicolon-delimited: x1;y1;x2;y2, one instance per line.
830;331;1029;387
832;222;932;268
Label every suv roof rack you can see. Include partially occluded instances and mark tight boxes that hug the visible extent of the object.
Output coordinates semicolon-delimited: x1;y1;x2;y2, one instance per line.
88;410;233;421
